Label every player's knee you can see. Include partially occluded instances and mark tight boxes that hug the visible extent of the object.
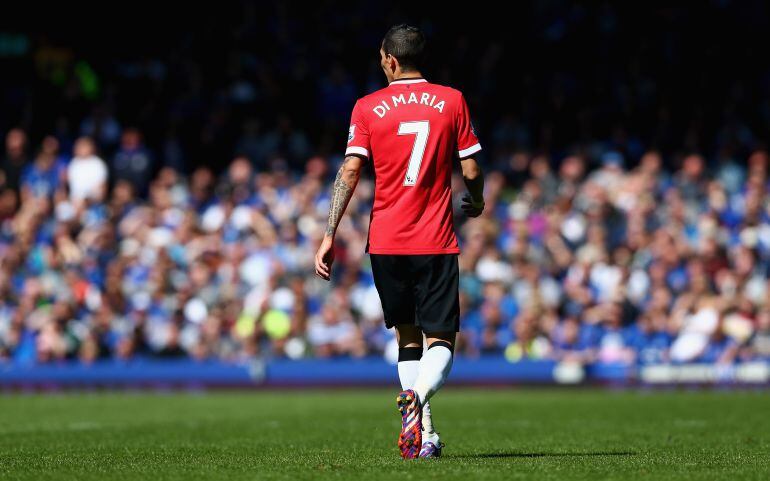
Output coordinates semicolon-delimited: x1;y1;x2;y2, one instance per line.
425;332;455;349
396;325;423;348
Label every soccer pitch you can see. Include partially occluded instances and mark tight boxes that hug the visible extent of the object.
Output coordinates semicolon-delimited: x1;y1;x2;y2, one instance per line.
0;389;767;481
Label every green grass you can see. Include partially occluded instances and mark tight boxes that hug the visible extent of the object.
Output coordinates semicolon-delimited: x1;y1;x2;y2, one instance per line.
0;388;768;480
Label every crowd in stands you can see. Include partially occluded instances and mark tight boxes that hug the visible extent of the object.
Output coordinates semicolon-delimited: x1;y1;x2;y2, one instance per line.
2;1;770;365
2;124;770;365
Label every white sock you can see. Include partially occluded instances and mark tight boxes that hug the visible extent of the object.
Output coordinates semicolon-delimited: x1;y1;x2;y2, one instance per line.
397;359;420;389
421;400;434;433
397;347;434;433
413;343;453;407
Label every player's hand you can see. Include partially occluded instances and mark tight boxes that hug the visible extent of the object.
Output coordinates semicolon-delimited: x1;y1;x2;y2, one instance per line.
461;193;484;218
314;235;335;281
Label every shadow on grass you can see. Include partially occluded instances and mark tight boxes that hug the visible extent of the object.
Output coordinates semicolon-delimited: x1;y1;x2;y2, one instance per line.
451;451;636;459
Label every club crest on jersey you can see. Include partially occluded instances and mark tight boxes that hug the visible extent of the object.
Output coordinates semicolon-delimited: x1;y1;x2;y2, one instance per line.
347;125;355;144
372;92;446;119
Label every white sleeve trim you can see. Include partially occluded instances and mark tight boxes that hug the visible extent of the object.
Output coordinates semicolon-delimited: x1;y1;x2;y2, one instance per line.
458;143;482;158
345;146;369;157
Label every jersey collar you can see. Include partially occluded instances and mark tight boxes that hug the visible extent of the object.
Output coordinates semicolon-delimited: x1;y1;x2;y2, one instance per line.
389;77;427;85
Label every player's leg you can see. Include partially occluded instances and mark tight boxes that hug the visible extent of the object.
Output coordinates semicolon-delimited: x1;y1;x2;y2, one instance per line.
394;326;425;459
369;254;423;459
410;254;460;458
411;254;459;404
413;331;455;405
396;324;422;390
412;332;453;458
395;326;436;444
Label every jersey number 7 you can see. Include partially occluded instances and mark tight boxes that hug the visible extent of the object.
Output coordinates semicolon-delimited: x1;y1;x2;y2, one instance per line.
398;121;430;186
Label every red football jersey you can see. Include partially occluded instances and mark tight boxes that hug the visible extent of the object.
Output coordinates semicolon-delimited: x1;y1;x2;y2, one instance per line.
345;78;482;254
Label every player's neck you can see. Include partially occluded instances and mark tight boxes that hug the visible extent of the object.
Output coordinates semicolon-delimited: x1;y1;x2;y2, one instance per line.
390;70;424;83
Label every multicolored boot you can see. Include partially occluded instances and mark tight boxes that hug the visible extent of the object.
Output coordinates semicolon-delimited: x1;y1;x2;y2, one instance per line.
396;389;422;459
419;431;443;458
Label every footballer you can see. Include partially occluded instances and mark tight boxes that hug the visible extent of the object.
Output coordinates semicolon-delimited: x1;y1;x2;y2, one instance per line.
315;24;485;459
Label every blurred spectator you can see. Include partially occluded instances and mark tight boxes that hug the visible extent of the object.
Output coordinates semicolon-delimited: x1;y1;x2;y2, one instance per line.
1;128;28;192
20;136;66;202
307;303;365;358
112;128;154;195
67;137;107;204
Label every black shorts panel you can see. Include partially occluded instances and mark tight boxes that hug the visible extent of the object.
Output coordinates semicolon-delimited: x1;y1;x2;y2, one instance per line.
370;253;460;333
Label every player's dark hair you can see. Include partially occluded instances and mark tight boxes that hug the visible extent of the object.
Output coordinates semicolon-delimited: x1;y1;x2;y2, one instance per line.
382;24;425;72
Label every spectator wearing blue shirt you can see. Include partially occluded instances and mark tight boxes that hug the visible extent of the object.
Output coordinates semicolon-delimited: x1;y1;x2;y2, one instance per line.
551;316;597;364
20;136;67;202
623;312;672;365
112;128;154;196
698;325;738;364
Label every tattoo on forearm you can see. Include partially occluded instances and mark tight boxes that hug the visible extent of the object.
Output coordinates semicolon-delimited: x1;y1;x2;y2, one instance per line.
325;156;359;237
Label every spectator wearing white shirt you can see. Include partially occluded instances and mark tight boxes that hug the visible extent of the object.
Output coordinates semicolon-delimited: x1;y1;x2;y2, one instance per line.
67;137;108;204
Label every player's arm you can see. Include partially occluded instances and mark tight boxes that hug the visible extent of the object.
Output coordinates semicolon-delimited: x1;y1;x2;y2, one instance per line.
455;92;485;218
314;154;365;280
460;156;484;217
